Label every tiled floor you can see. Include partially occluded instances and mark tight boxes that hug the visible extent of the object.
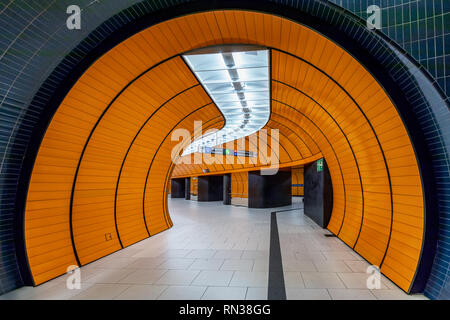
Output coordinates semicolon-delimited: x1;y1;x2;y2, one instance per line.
0;198;427;300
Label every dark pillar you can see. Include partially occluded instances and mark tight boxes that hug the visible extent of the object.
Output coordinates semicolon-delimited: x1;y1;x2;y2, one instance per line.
304;158;333;228
197;175;224;201
223;174;231;205
248;169;292;208
170;178;185;198
185;177;191;200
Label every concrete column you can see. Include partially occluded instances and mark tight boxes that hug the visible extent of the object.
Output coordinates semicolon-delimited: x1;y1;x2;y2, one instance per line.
197;175;224;201
304;158;333;228
185;177;191;200
223;174;231;205
248;169;292;208
171;178;186;198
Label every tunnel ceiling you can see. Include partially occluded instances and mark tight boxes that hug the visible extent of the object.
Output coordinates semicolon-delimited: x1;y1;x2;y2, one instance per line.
182;46;271;154
20;10;431;296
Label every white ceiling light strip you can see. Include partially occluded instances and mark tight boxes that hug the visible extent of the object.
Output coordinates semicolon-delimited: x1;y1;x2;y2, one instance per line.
182;48;270;155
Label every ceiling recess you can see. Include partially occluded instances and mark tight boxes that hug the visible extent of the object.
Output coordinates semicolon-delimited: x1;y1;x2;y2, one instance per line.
182;46;270;155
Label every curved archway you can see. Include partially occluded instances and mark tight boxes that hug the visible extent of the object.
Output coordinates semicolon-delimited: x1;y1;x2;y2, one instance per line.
17;7;443;296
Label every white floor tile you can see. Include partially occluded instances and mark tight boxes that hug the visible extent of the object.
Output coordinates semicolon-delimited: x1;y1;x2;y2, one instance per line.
282;259;317;272
344;260;371;273
156;258;195;270
371;289;428;300
286;288;331;300
253;259;269;271
92;257;138;269
323;251;360;261
118;269;167;284
185;249;216;259
114;285;167;300
156;249;191;258
158;286;207;300
241;250;268;260
82;268;137;284
71;284;130;300
245;287;268;300
294;252;326;261
313;261;353;272
301;272;346;289
213;250;243;259
191;270;234;286
229;272;268;287
126;257;166;269
155;270;200;285
2;281;93;300
337;272;389;289
283;272;305;288
202;287;247;300
328;289;376;300
221;259;254;271
189;259;225;270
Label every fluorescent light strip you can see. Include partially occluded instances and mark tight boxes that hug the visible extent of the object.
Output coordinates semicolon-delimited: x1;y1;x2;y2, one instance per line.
182;49;270;155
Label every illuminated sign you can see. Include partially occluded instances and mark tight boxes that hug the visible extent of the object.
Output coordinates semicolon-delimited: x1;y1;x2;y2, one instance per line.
317;159;323;172
199;147;256;158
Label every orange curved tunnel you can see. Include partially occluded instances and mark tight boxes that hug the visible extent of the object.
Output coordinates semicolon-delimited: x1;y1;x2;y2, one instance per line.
24;10;424;293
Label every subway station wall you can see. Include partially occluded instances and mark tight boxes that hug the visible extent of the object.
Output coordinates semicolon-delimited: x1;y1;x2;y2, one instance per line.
171;179;186;199
329;0;449;98
2;1;445;298
24;11;426;292
292;167;304;196
190;177;198;196
231;172;249;200
24;53;224;284
163;12;427;292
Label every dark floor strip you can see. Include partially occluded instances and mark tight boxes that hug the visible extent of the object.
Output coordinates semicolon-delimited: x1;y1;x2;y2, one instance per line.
268;211;286;300
273;207;303;213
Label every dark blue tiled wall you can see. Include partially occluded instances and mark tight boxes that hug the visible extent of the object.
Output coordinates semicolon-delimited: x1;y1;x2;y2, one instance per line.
0;0;144;296
330;0;449;99
330;0;449;301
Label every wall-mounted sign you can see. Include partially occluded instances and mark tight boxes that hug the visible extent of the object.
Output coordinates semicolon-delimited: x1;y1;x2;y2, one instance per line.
317;159;323;172
200;147;257;158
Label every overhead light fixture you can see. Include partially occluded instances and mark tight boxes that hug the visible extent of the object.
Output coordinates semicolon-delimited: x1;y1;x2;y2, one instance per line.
182;46;270;155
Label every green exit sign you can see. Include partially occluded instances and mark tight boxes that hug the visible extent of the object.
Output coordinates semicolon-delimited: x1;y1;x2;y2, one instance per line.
317;159;323;172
